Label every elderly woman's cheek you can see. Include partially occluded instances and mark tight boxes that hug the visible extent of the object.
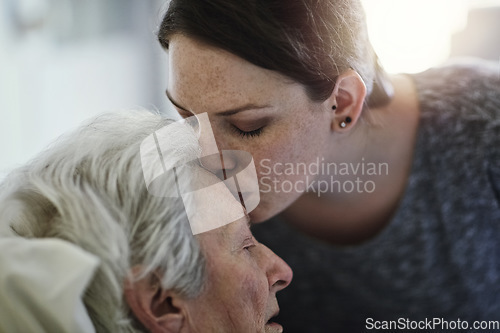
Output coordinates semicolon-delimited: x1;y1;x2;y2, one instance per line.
242;273;270;325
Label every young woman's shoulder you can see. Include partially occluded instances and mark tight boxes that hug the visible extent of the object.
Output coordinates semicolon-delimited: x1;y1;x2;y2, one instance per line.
410;57;500;208
411;57;499;148
412;57;499;122
416;57;499;84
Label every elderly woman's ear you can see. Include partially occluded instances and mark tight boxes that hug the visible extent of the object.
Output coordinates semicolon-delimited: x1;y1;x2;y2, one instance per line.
124;269;185;333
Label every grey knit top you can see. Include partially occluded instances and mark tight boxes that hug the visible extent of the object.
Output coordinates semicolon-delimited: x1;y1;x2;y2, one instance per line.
253;59;500;333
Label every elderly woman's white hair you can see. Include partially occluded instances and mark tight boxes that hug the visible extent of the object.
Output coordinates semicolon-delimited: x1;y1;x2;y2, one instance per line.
0;110;205;332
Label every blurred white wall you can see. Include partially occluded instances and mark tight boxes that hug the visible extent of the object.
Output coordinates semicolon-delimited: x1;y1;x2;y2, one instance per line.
0;0;174;179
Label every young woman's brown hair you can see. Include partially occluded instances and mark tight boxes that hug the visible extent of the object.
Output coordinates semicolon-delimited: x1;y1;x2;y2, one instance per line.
158;0;392;106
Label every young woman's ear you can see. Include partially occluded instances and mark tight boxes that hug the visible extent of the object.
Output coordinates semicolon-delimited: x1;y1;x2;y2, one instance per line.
124;269;185;333
325;69;367;132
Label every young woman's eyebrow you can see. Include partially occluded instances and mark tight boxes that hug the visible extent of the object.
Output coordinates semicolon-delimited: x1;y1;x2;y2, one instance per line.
166;89;270;116
216;104;271;116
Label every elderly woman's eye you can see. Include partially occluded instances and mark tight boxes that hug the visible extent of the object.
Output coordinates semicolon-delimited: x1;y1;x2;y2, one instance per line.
243;237;257;252
244;244;256;252
232;126;264;138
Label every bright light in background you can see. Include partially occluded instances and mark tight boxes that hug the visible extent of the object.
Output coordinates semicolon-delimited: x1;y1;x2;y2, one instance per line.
362;0;500;73
361;0;470;73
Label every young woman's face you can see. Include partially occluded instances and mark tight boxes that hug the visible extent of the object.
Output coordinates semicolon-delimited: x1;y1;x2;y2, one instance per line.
167;35;333;222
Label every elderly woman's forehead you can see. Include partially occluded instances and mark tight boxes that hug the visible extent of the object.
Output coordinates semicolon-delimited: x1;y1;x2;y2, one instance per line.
197;215;251;242
221;216;251;239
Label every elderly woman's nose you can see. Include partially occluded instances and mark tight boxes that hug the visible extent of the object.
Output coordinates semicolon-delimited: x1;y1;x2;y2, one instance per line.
263;245;293;292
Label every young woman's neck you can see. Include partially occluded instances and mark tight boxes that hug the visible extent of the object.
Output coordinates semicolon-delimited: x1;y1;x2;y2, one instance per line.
281;74;420;245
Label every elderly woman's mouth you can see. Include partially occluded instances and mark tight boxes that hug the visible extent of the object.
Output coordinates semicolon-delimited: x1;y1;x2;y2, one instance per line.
266;311;283;332
265;321;284;332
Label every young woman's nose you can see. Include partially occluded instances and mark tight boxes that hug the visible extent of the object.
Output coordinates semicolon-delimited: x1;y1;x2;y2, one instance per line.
200;151;239;180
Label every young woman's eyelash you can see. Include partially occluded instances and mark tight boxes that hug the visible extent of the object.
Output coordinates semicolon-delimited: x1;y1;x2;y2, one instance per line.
232;126;264;138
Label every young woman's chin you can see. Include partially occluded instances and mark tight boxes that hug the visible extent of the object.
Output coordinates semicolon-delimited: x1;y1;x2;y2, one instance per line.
251;191;302;223
249;208;274;224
